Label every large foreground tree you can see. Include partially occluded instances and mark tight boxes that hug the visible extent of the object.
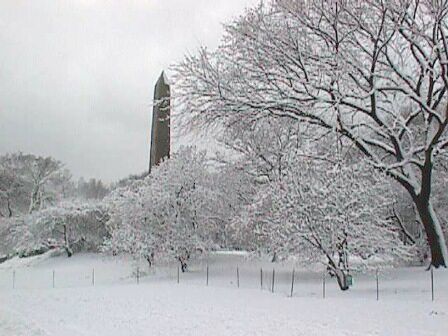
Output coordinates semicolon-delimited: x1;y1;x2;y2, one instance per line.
175;0;448;267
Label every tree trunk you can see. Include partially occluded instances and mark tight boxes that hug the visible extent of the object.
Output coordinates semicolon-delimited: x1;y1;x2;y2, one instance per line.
326;255;350;291
64;246;73;258
271;251;278;263
6;198;13;217
145;252;154;269
29;186;41;214
414;198;448;268
178;256;188;272
333;267;349;291
63;224;73;258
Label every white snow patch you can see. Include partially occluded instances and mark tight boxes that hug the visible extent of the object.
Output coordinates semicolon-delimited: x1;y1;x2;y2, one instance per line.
212;250;251;256
0;249;63;270
0;253;447;336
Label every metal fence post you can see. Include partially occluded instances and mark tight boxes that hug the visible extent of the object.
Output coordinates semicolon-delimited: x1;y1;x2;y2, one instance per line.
431;266;434;302
376;269;379;301
236;266;240;288
290;269;295;297
322;272;326;299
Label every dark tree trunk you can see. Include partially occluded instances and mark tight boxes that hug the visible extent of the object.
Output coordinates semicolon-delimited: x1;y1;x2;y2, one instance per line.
326;255;349;291
64;246;73;257
6;199;12;217
145;253;154;269
413;197;448;268
334;268;349;291
178;257;188;272
63;224;73;258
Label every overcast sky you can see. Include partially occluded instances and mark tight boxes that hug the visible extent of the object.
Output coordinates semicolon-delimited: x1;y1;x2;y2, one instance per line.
0;0;258;182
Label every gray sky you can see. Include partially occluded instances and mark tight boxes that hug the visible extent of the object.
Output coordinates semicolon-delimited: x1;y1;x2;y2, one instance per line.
0;0;258;182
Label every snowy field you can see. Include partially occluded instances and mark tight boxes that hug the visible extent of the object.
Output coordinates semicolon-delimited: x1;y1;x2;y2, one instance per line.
0;252;447;336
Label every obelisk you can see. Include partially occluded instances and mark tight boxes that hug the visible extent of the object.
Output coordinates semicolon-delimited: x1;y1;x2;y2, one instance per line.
149;71;170;172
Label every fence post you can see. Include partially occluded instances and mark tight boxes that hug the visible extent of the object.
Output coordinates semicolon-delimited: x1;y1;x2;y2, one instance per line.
322;272;326;299
271;268;275;293
376;269;379;301
237;266;240;288
12;270;15;289
290;269;295;297
431;266;434;302
260;268;263;290
177;266;180;284
52;270;55;288
92;268;95;287
137;267;140;285
206;264;209;286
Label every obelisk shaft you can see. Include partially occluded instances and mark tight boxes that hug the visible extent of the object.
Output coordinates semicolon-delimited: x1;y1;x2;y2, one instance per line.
149;71;170;172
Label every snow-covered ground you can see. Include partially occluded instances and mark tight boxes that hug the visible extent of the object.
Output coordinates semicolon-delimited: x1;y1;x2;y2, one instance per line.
0;252;447;335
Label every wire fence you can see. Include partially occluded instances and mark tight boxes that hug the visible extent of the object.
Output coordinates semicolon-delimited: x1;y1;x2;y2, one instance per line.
0;257;443;303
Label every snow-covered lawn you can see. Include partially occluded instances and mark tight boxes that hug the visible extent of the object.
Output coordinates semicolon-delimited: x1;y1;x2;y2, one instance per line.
0;253;447;335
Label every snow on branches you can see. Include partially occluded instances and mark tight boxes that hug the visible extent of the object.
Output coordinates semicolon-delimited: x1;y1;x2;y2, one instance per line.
175;0;448;267
239;159;412;289
25;200;109;257
0;153;67;216
104;148;225;270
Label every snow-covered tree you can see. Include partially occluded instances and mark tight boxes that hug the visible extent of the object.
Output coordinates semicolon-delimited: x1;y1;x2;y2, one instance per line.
0;162;23;218
0;152;114;259
21;200;109;257
105;147;220;271
0;216;26;255
205;163;257;249
175;0;448;267
102;180;155;265
216;118;304;183
240;158;411;290
0;153;66;215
